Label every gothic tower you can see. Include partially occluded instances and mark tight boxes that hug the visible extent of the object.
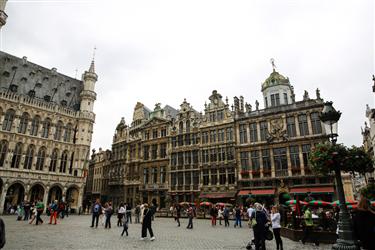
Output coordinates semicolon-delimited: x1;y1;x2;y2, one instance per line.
0;0;8;29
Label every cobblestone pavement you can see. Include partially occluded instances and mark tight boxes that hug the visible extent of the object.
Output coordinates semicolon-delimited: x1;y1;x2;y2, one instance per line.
2;215;332;250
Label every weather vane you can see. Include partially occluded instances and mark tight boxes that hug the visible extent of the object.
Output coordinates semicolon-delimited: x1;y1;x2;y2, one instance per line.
270;58;276;71
92;46;97;61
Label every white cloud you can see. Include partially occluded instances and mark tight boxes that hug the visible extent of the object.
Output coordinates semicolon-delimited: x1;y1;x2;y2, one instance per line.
3;0;374;150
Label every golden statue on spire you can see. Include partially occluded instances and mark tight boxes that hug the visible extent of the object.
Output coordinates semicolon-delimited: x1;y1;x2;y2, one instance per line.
270;58;276;71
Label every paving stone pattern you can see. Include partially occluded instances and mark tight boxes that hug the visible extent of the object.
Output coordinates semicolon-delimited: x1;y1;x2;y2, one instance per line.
2;215;332;250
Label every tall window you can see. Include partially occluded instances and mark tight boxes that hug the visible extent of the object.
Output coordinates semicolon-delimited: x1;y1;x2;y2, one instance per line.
185;172;191;185
210;130;216;143
239;124;247;143
219;168;226;185
160;143;167;158
30;116;40;136
298;114;309;136
249;123;258;142
287;117;296;137
171;153;177;166
23;144;34;169
172;137;177;148
261;149;271;170
42;118;51;138
260;121;268;141
152;129;158;139
151;144;157;159
143;168;149;184
265;97;268;108
271;94;275;107
54;121;64;140
226;127;233;141
240;151;249;170
289;146;300;168
160;166;165;183
275;93;280;105
227;147;234;160
203;169;209;185
210;148;217;162
171;172;176;186
251;150;260;171
185;134;191;145
2;109;15;131
49;149;58;172
283;93;288;105
64;123;73;142
273;147;288;170
184;151;191;165
311;112;322;134
160;128;167;137
202;150;209;163
179;121;183;134
177;172;183;186
193;150;199;164
177;152;183;166
11;142;23;168
218;129;225;142
302;144;311;167
60;151;68;173
193;171;199;185
228;167;235;184
186;120;190;133
18;113;29;134
69;152;74;174
152;167;158;184
211;169;217;185
144;131;150;140
0;140;8;167
143;145;149;160
36;147;46;170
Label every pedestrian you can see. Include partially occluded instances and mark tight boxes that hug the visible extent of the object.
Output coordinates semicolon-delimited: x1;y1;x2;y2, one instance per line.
271;206;283;250
140;204;155;241
251;203;268;250
29;202;37;224
301;206;319;246
58;201;65;219
223;206;230;227
35;199;44;225
117;203;125;227
126;203;132;224
217;206;224;225
23;201;31;221
353;195;375;250
174;203;181;227
16;205;24;221
186;204;194;229
135;204;140;223
121;216;129;236
210;206;217;226
105;202;113;229
90;199;102;228
65;203;70;218
0;217;5;249
234;205;242;228
48;200;58;225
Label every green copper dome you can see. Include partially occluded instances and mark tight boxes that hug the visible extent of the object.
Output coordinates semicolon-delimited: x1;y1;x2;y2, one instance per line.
261;69;291;91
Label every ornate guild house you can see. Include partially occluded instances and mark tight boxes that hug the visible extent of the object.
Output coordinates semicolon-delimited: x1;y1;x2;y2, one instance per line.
86;64;352;209
0;51;97;213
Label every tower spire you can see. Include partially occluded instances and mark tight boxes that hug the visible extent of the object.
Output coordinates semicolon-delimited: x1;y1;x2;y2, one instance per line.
88;46;96;73
270;58;276;72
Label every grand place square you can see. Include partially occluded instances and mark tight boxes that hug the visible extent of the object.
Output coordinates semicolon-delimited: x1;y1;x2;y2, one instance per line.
0;1;374;250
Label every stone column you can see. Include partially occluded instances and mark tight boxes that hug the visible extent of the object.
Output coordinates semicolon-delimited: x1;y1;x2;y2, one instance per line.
299;145;305;175
0;182;8;214
270;149;275;178
295;115;301;137
306;111;313;135
43;186;49;208
286;147;292;176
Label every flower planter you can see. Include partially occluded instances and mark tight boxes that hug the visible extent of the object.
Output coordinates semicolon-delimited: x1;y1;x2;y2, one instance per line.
280;227;337;244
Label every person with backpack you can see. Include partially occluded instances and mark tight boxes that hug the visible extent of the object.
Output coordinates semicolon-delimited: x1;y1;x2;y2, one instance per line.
35;199;44;225
90;199;102;228
105;202;113;229
251;203;268;250
48;200;58;225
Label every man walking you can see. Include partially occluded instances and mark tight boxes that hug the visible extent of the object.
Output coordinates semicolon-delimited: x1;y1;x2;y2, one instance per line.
140;204;155;241
35;199;44;225
301;207;319;246
48;200;58;225
23;201;31;221
90;199;102;228
186;204;194;229
223;206;230;227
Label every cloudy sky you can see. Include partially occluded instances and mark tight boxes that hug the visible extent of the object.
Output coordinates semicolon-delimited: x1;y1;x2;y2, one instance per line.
1;0;374;150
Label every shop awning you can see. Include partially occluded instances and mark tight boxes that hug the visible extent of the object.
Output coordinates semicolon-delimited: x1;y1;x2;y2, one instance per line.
199;192;237;199
238;189;275;196
290;186;334;194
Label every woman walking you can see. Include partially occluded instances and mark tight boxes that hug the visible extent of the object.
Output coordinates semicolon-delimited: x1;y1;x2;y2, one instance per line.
117;203;125;227
140;204;155;241
104;202;113;229
174;203;181;227
271;206;283;250
218;206;224;225
251;203;268;250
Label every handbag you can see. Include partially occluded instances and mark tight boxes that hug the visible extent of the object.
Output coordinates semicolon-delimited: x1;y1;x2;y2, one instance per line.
265;227;274;241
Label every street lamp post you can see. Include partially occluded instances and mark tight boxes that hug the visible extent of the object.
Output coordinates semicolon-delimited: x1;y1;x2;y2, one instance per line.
320;101;358;250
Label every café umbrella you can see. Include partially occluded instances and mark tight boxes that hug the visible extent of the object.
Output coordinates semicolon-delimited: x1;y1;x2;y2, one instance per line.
200;201;213;207
308;200;331;206
330;200;357;207
285;200;308;206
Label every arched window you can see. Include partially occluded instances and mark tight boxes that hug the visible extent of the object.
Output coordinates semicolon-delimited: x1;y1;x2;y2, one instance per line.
73;169;78;176
69;152;74;174
18;112;29;134
23;144;35;169
11;142;23;168
30;115;40;136
42;118;51;138
2;109;15;131
0;140;8;167
54;121;64;141
64;123;72;142
59;150;68;173
49;148;58;172
179;121;183;134
186;120;190;133
36;147;46;171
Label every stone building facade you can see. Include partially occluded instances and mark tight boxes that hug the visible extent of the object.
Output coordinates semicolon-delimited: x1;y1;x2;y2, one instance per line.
0;51;97;213
87;66;354;209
